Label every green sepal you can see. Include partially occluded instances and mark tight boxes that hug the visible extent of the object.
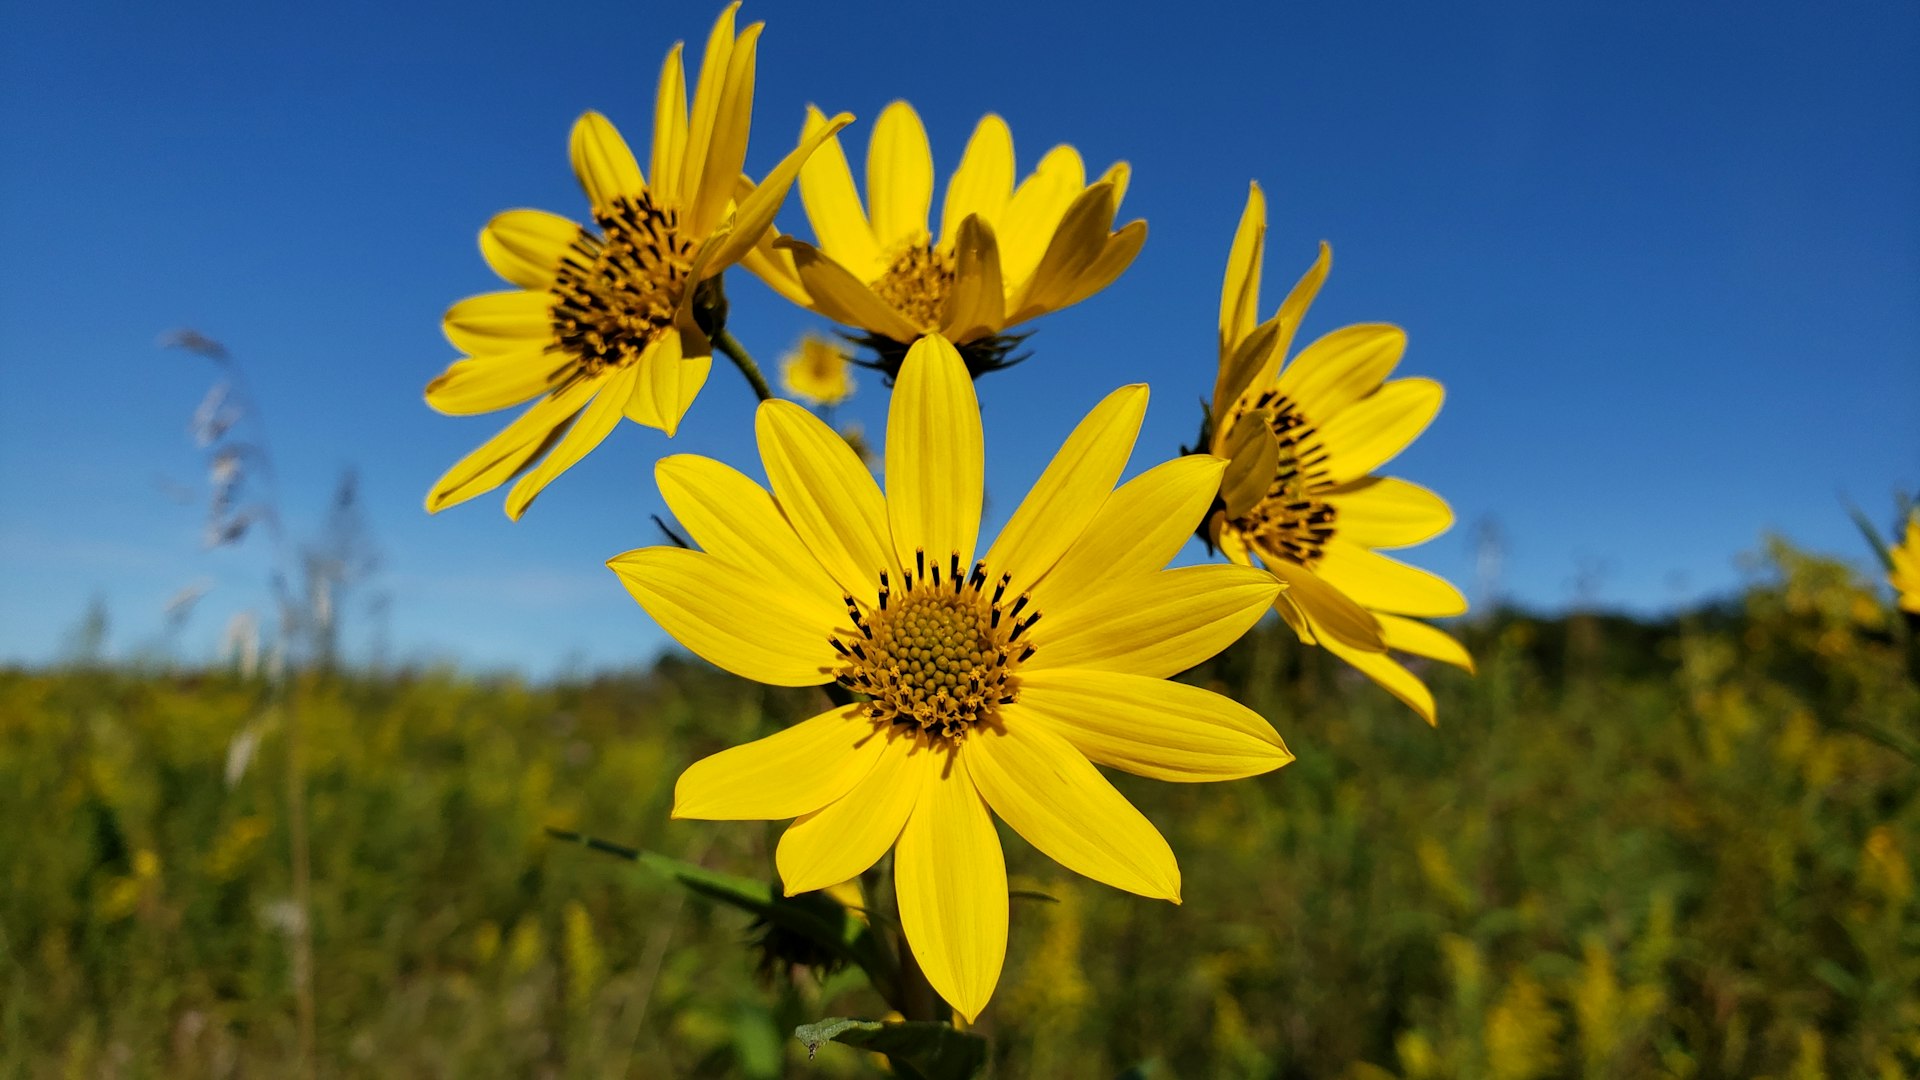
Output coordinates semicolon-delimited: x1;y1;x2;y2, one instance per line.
545;828;894;990
794;1017;988;1080
1847;500;1895;573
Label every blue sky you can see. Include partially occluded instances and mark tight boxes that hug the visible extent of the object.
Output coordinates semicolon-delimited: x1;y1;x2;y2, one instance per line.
2;0;1915;675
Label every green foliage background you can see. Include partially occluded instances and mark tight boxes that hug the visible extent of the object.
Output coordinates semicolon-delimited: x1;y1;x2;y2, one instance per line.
3;540;1917;1078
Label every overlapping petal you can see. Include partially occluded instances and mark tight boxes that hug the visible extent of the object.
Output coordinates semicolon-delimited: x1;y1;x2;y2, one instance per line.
1035;455;1226;609
777;730;929;895
653;454;844;626
866;101;934;251
894;750;1006;1024
424;350;572;416
672;704;890;819
607;546;841;686
984;384;1147;593
966;720;1181;901
887;335;983;570
1011;670;1292;782
1028;565;1280;679
756;399;899;600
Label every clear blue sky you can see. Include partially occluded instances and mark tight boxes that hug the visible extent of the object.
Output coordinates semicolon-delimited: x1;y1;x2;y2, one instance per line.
2;0;1915;675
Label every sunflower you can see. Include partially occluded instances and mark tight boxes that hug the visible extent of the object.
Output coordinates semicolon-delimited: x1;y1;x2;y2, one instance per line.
1204;182;1471;724
610;334;1291;1020
779;333;855;407
423;4;851;519
1890;510;1920;615
740;102;1145;377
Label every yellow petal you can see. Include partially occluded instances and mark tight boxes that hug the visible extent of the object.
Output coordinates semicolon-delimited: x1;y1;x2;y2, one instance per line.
504;361;638;519
1322;633;1438;725
1047;218;1146;315
776;238;925;340
777;729;930;894
888;334;983;571
654;454;845;627
1378;613;1474;672
1212;514;1254;566
443;290;553;355
423;349;573;416
756;398;899;601
607;545;841;686
939;215;1006;341
1261;556;1386;652
623;330;710;437
703;111;855;273
1314;377;1444;484
1010;670;1292;782
1036;455;1226;610
1219;414;1279;519
1011;182;1117;316
1209;317;1282;444
966;719;1180;901
1313;539;1467;617
680;2;738;212
1273;323;1405;420
1026;565;1279;679
1219;181;1266;357
569;111;645;208
1274;589;1314;644
672;704;890;819
983;383;1147;594
796;105;882;278
998;144;1086;286
1251;242;1332;390
938;114;1014;247
735;224;812;307
1324;476;1453;549
894;748;1006;1023
424;375;598;513
866;100;934;252
480;209;581;290
688;20;761;236
650;42;688;205
1097;161;1131;208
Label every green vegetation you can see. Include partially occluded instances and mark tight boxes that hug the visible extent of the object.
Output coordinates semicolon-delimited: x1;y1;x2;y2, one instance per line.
3;540;1916;1078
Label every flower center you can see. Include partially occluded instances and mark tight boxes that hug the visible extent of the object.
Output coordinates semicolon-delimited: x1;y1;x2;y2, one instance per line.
1226;390;1339;565
831;550;1039;740
550;191;697;374
871;240;956;331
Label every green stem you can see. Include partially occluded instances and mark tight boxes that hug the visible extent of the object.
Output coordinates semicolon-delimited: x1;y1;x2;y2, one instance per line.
713;329;773;403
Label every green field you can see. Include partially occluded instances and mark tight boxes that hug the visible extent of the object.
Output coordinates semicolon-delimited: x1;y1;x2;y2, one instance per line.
4;540;1916;1078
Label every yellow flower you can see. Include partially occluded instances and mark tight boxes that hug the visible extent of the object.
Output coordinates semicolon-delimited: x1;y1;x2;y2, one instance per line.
779;334;855;406
609;334;1291;1020
1205;183;1470;724
741;102;1145;375
423;4;851;519
1890;510;1920;614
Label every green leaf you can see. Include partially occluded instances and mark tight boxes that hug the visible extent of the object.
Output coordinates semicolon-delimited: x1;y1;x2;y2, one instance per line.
1846;500;1895;573
545;828;893;988
795;1018;988;1080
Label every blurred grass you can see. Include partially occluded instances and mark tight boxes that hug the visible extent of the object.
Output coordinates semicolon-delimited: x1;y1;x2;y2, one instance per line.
3;538;1917;1078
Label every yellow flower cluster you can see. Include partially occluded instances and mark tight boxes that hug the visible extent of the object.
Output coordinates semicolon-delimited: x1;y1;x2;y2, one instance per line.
419;3;1470;1023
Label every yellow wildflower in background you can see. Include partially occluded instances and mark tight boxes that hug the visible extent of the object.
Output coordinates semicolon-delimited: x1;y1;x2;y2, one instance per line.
743;102;1145;375
1205;183;1469;723
779;334;855;406
610;334;1291;1020
423;4;851;518
1889;510;1920;614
